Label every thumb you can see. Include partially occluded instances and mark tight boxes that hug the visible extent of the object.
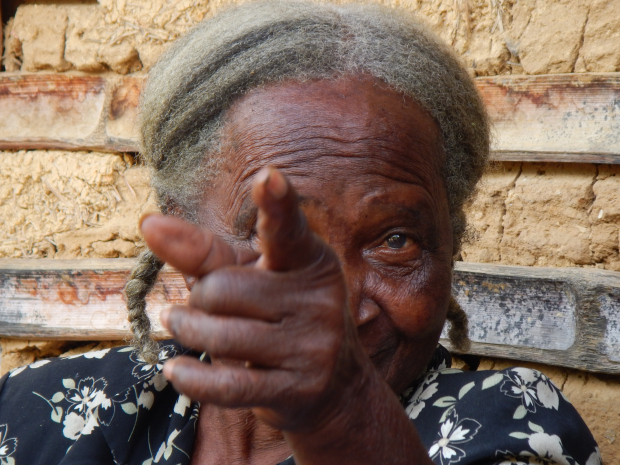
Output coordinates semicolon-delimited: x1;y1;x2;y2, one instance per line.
252;168;327;272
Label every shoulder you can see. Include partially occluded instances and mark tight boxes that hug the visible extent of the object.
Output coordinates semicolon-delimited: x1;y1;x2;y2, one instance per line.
0;341;191;465
0;342;182;399
404;365;602;465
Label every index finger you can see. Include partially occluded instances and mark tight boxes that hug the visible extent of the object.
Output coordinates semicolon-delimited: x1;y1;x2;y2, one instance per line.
252;168;328;272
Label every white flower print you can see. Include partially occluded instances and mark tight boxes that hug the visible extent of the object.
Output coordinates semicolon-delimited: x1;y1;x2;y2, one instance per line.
173;395;192;417
33;376;115;441
8;359;51;378
150;372;168;392
504;423;575;465
0;425;17;464
130;346;177;380
535;374;559;411
153;429;181;463
428;410;481;465
523;432;571;465
66;378;111;416
29;360;51;369
500;368;564;419
59;377;113;439
63;412;88;440
138;390;155;410
501;368;540;413
405;382;438;419
585;447;603;465
7;367;26;378
66;348;111;360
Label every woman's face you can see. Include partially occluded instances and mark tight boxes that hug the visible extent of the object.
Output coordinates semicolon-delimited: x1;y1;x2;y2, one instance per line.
196;75;453;392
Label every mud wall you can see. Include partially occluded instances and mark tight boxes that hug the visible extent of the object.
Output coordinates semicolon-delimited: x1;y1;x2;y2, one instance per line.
1;0;620;461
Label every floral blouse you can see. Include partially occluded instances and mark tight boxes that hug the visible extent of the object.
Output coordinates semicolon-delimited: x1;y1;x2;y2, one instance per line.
0;341;601;465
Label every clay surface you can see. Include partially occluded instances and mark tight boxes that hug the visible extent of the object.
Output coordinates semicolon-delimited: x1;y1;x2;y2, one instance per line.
0;150;157;259
3;0;620;74
462;162;620;271
0;339;125;377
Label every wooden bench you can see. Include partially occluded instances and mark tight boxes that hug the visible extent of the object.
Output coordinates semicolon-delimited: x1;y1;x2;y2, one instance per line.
1;259;619;374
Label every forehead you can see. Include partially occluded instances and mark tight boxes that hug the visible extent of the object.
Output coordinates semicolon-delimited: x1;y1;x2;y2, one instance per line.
220;75;444;177
203;75;448;226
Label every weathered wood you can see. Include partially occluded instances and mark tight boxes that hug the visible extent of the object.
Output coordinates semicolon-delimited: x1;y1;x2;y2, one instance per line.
441;262;620;374
0;259;183;340
0;74;139;152
1;73;620;163
478;73;620;162
1;259;619;373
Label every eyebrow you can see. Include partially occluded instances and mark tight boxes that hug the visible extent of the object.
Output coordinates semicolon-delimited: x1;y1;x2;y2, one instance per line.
233;198;258;235
232;194;314;235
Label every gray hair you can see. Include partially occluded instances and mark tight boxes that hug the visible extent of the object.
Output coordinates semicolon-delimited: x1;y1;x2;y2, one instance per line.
127;0;488;363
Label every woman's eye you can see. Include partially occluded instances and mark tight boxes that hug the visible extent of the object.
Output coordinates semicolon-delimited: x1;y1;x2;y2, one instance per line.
384;234;409;249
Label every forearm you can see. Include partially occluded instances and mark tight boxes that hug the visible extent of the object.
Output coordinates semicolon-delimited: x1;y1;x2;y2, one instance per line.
284;370;434;465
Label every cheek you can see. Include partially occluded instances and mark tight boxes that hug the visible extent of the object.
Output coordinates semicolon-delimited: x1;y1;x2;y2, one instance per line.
372;264;451;339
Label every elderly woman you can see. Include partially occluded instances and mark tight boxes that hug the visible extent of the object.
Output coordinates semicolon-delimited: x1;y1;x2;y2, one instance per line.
0;1;600;464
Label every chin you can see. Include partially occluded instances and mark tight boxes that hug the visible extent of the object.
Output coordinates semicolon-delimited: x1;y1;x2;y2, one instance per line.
370;351;417;395
370;340;441;395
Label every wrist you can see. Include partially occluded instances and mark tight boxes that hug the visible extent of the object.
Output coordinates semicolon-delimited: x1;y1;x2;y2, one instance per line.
283;359;431;465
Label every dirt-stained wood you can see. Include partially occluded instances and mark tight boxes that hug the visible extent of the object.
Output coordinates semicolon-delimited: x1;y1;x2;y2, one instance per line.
0;74;138;152
441;263;620;374
0;259;183;340
479;73;620;162
0;259;619;374
1;73;620;163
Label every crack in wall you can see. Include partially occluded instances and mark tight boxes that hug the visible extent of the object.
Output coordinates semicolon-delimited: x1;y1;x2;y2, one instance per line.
586;164;600;264
573;7;591;72
497;162;522;263
559;370;569;392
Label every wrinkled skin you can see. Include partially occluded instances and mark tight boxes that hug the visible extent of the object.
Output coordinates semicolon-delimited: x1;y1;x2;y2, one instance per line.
140;75;453;464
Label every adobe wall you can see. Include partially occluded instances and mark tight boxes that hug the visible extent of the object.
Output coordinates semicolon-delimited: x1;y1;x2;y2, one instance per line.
1;0;619;461
461;162;620;271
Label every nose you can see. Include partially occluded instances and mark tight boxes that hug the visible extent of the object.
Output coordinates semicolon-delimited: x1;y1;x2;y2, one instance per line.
340;261;382;327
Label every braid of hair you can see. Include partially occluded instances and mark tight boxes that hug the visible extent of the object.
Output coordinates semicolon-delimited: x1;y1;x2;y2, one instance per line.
446;296;471;353
125;249;165;364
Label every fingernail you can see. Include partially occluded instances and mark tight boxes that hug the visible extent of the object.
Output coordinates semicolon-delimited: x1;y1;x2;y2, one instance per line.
138;213;156;231
160;307;170;328
163;359;175;379
265;169;287;199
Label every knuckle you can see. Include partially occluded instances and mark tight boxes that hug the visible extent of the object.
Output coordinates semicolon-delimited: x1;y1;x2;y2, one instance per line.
167;306;189;336
216;370;250;406
188;277;208;309
211;323;237;356
190;270;239;313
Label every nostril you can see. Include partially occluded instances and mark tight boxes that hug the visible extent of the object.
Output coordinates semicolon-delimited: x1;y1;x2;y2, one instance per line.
353;297;382;326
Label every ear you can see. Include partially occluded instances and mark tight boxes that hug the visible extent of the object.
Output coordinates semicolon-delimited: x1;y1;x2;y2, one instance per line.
182;273;197;291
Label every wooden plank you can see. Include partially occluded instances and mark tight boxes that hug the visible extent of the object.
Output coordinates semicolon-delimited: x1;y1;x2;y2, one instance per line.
0;259;183;340
441;262;620;374
479;73;620;162
1;259;619;373
1;73;620;163
0;74;139;152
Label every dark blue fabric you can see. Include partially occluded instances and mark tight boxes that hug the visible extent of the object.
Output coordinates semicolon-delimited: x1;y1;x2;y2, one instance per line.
0;341;601;465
